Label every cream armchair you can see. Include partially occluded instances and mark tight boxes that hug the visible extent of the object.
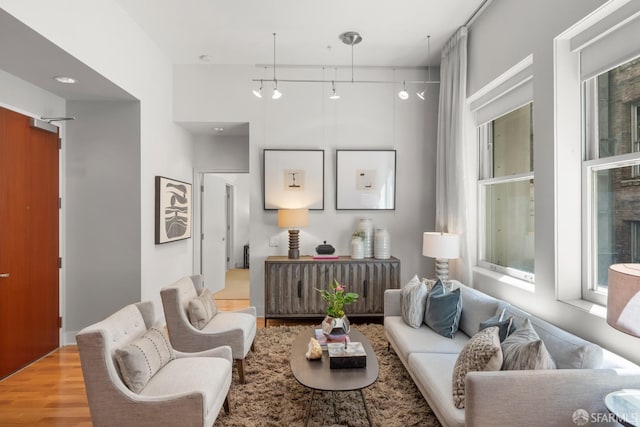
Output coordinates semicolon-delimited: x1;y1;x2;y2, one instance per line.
160;275;257;383
75;301;232;427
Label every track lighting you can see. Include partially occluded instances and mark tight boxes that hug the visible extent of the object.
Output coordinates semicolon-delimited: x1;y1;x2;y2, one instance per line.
398;81;409;100
272;81;282;100
417;35;432;101
252;80;263;98
330;81;340;100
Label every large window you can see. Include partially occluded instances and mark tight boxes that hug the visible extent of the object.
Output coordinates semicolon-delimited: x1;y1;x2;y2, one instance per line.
583;56;640;304
478;103;534;282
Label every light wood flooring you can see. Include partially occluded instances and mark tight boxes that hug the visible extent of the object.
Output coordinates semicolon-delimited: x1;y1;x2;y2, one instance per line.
0;299;256;427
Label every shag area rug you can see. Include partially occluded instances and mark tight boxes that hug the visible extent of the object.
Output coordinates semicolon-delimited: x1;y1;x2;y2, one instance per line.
214;323;441;427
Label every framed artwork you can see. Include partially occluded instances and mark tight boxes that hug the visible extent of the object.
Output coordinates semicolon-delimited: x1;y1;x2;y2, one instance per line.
336;149;396;210
263;149;324;210
155;176;192;244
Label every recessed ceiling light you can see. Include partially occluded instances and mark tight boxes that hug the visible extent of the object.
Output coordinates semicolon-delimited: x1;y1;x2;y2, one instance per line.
213;127;224;132
54;76;76;84
199;54;213;62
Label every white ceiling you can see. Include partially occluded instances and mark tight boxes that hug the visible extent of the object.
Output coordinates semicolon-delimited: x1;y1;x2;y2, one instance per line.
113;0;485;68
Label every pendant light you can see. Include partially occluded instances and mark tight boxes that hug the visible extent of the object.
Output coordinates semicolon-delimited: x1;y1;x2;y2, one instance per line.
398;80;409;100
271;33;282;99
417;35;431;100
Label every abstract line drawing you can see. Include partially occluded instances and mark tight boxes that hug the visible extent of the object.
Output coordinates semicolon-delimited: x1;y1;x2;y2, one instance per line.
155;176;192;244
284;169;305;191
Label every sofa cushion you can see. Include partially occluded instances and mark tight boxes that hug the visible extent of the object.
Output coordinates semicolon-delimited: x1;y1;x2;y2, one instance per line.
401;275;428;328
504;305;603;369
425;281;462;338
385;316;469;360
187;288;218;330
454;283;506;337
408;353;465;427
115;322;176;393
479;309;516;342
501;318;556;370
452;326;503;408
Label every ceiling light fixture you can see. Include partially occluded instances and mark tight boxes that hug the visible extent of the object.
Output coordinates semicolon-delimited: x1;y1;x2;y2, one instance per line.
252;31;439;96
54;76;76;84
398;81;409;100
329;67;340;100
252;80;263;98
213;127;224;132
417;35;431;100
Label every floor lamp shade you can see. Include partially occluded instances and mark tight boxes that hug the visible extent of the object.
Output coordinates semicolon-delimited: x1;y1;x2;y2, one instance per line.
278;208;309;259
607;263;640;337
422;232;460;282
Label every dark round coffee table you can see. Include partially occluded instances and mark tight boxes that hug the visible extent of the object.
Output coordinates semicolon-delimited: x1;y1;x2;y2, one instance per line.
290;327;379;426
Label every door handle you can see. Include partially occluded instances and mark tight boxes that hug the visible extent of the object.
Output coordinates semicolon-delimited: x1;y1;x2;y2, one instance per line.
0;273;9;278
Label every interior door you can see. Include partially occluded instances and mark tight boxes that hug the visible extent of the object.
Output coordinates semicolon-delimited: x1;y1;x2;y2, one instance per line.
0;107;59;379
201;174;227;293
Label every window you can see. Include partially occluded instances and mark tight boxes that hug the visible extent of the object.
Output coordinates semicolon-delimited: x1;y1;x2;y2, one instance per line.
582;57;640;304
478;103;535;282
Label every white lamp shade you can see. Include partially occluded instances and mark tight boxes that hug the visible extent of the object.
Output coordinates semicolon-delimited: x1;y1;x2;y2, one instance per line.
607;263;640;337
422;232;460;259
278;208;309;228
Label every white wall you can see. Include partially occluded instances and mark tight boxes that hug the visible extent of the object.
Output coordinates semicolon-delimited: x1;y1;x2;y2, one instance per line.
468;0;639;364
65;100;141;339
194;134;249;172
0;1;195;329
175;64;439;315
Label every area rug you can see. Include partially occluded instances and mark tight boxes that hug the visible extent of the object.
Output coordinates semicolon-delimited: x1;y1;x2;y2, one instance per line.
214;323;441;427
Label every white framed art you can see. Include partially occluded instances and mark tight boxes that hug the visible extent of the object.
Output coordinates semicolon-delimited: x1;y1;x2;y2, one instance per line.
263;149;324;210
336;149;396;210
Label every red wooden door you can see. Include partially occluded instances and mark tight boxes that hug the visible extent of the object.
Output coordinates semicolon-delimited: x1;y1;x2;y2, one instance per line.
0;107;59;378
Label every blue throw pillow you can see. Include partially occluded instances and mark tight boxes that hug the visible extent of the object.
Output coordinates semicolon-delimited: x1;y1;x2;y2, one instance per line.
424;280;462;338
479;311;516;342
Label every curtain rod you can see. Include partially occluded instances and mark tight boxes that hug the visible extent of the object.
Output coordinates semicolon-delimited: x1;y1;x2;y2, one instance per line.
464;0;493;27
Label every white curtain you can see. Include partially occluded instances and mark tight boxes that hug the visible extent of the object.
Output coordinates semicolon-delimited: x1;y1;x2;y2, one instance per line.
435;27;475;285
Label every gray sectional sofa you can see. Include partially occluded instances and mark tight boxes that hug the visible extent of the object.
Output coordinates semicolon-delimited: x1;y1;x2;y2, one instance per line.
384;281;640;427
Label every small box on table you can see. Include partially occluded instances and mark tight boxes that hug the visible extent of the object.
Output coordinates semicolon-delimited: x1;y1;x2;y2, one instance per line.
327;342;367;369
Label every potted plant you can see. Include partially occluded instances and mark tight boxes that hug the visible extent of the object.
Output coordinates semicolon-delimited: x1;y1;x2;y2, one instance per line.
316;279;359;337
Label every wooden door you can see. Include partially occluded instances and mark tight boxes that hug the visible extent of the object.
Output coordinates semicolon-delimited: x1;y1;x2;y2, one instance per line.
0;107;59;379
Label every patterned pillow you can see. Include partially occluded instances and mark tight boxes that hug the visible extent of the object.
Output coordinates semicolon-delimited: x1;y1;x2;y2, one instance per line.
187;288;218;329
452;326;503;409
424;280;462;338
501;318;556;370
115;322;176;393
401;275;428;328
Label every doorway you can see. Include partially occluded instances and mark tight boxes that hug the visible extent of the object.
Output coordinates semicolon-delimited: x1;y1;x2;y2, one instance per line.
200;173;250;300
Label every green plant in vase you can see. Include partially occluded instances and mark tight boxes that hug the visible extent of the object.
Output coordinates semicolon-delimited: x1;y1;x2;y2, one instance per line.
316;279;358;337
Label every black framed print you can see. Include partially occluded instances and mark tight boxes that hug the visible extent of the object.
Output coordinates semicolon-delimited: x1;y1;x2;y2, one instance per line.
155;176;192;244
336;149;396;210
263;149;324;210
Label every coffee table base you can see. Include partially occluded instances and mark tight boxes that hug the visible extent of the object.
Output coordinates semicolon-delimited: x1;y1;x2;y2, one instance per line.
303;388;373;427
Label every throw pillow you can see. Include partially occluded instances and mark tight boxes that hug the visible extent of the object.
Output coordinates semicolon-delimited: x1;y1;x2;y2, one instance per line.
421;278;438;292
501;318;556;370
115;322;176;393
452;326;503;409
479;309;516;342
187;288;217;329
424;280;462;338
401;275;428;328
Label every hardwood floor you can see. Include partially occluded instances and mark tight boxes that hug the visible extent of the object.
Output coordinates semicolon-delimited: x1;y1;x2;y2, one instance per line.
0;299;257;427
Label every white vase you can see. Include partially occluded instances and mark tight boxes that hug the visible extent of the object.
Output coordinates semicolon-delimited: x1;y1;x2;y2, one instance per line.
357;218;374;258
351;237;364;259
374;228;390;259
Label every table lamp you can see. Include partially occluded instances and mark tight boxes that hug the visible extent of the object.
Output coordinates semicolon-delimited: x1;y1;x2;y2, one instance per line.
422;232;460;283
607;263;640;337
278;208;309;259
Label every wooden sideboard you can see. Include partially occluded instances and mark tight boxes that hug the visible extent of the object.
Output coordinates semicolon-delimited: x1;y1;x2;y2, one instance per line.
264;256;401;324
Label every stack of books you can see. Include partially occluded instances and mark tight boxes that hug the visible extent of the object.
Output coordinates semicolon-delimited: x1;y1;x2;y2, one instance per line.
314;329;350;349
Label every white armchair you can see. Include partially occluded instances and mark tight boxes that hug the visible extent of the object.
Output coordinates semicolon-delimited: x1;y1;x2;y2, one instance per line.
160;275;257;383
75;301;232;427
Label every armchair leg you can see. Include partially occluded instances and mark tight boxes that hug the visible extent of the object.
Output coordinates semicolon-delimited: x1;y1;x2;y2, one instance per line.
236;359;246;384
251;340;255;352
224;396;230;414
